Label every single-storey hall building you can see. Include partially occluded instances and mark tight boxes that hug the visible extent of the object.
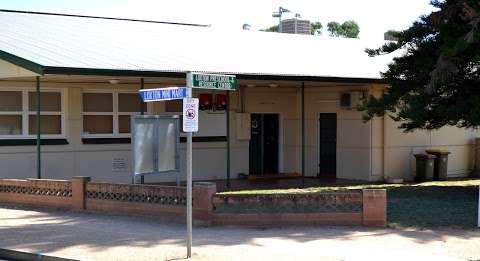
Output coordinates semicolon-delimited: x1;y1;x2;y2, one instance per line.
0;10;477;184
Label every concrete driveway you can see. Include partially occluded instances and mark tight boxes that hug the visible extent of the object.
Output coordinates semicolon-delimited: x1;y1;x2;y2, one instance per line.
0;205;479;261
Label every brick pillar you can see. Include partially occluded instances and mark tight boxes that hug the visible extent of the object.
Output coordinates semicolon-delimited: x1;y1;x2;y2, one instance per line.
193;182;217;221
362;189;387;227
71;176;91;210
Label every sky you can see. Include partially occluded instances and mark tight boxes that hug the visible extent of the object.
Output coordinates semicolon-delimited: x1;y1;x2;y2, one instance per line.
0;0;437;41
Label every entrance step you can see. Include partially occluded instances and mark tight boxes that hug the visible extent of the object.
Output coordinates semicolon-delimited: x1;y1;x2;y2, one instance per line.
248;172;301;181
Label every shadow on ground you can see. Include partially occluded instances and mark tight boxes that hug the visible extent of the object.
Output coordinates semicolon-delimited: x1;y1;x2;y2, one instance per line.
0;202;479;258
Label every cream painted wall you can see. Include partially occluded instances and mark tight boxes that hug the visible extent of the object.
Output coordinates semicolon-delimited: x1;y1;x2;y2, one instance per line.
0;60;39;78
367;85;478;181
0;80;236;183
0;80;376;182
236;84;375;181
0;82;137;183
0;79;477;183
241;86;299;175
370;117;384;181
303;87;373;181
384;117;477;180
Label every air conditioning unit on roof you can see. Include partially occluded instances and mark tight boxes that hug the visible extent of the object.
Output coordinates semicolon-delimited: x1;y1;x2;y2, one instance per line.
340;91;366;109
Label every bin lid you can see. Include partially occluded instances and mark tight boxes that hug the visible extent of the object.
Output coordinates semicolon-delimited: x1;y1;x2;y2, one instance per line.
425;149;451;155
414;153;437;159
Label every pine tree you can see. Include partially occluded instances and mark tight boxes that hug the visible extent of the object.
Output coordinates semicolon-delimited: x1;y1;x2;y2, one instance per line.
363;0;480;131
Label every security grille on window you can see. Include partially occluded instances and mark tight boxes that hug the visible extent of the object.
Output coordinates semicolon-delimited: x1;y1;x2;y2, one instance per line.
82;91;142;137
0;90;64;138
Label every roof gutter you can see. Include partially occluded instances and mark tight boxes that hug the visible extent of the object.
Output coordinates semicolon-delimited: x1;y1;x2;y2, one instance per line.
43;66;386;84
43;66;184;78
237;74;386;84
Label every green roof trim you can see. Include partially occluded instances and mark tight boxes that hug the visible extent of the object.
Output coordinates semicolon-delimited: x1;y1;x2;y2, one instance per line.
42;66;385;84
43;66;185;78
237;74;386;84
0;50;44;75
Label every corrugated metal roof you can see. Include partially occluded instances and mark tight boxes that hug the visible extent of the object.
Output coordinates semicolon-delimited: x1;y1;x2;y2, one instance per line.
0;10;397;80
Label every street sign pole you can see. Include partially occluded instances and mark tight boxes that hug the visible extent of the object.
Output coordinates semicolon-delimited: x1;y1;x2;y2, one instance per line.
138;84;196;258
186;87;193;258
182;72;235;258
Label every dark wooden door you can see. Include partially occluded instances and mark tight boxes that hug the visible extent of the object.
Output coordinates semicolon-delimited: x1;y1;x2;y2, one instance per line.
249;113;263;175
249;113;279;175
319;113;337;177
263;114;279;174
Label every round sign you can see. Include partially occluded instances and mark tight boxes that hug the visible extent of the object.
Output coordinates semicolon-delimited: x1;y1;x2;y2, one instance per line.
186;108;196;119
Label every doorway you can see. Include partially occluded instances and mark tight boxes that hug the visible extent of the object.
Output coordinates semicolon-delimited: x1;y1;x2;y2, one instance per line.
249;113;279;175
318;113;337;178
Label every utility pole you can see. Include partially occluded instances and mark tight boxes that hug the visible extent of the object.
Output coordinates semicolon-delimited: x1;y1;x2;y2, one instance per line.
272;6;290;33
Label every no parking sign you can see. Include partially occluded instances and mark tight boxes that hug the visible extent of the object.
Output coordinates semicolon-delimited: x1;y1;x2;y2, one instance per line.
182;98;199;132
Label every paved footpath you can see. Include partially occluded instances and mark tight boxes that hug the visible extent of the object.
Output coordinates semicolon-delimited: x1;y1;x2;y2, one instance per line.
0;205;479;261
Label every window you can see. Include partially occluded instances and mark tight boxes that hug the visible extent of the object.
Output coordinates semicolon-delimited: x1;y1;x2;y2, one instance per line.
28;92;62;135
0;89;64;138
82;91;142;137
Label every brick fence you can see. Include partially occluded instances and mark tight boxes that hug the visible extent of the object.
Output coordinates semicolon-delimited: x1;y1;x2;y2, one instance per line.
0;177;386;227
212;189;386;227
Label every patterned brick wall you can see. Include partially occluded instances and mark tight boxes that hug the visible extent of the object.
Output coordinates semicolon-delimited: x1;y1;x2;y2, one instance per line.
211;189;387;227
0;178;386;227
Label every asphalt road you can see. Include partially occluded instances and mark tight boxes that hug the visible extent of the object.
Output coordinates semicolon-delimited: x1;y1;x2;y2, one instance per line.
0;205;479;261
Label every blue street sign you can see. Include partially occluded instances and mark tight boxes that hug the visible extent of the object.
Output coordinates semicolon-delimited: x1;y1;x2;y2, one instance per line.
139;87;188;102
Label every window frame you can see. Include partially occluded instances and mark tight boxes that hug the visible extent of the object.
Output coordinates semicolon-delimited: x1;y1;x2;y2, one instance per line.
0;88;65;139
81;90;141;138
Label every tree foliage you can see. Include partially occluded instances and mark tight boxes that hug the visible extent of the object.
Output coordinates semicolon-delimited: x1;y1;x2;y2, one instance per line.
261;25;278;32
311;22;323;35
327;20;360;38
362;0;480;131
261;19;359;38
327;22;342;36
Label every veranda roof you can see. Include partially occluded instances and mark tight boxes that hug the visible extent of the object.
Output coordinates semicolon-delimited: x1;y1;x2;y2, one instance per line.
0;9;396;82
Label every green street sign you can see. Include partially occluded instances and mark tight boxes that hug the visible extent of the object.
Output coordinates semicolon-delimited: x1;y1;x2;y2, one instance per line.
187;72;237;91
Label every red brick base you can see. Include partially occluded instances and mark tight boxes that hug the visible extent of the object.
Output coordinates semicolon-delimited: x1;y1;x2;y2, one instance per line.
362;189;387;227
212;212;363;226
0;178;387;227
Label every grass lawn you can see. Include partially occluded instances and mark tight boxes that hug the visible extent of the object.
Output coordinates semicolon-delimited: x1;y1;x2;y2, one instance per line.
221;179;480;228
